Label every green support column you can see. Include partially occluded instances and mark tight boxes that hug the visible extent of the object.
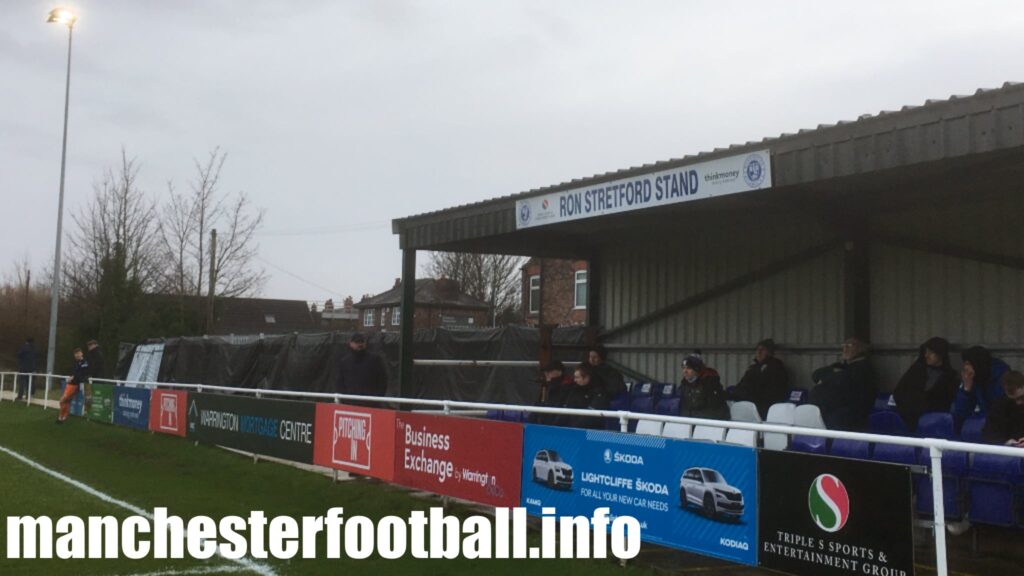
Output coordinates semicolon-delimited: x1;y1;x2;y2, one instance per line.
398;246;417;399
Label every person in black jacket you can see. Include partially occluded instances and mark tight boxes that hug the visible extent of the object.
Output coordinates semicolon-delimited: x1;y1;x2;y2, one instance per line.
86;339;105;381
586;346;626;398
335;333;388;399
547;364;610;430
809;337;879;431
982;371;1024;446
727;338;788;419
58;348;90;424
678;354;729;421
893;337;959;431
15;337;36;401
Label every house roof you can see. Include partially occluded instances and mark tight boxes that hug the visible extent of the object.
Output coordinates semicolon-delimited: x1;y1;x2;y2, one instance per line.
392;82;1024;253
212;297;315;335
354;278;489;310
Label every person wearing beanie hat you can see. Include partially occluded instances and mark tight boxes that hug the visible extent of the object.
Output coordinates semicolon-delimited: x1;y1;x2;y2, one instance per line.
727;338;789;419
586;345;626;398
892;337;959;431
982;371;1024;446
335;332;389;400
678;354;729;421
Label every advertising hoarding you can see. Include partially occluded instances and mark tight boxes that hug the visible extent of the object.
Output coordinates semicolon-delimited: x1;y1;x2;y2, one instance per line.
393;412;523;508
186;393;316;464
313;403;396;481
521;425;758;565
758;451;914;576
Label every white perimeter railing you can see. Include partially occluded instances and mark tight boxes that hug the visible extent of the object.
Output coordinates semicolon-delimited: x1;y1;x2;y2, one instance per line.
3;371;1024;576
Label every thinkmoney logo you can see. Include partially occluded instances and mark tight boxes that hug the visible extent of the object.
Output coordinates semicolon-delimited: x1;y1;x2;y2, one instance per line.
808;474;850;533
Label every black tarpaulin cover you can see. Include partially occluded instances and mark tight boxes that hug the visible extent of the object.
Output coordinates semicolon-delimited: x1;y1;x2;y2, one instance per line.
145;326;587;404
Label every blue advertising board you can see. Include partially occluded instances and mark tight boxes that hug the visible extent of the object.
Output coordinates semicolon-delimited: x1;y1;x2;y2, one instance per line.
113;386;151;430
521;425;758;565
59;382;85;417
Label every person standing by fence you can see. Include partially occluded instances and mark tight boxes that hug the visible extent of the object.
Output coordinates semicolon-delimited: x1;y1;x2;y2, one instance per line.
58;347;90;424
86;339;105;380
15;337;36;401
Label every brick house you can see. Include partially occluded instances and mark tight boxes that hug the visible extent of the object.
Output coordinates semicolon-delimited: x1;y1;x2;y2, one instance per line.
354;278;491;333
521;258;588;327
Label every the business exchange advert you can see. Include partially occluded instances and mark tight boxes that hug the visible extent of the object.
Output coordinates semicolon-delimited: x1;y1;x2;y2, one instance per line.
392;412;523;508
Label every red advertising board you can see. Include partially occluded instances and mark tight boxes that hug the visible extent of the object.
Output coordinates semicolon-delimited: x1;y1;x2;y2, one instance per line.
313;404;396;482
393;413;523;508
149;390;187;437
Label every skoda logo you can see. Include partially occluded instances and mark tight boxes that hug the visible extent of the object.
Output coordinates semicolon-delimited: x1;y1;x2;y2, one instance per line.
603;449;612;464
743;154;766;188
808;474;850;533
518;203;531;225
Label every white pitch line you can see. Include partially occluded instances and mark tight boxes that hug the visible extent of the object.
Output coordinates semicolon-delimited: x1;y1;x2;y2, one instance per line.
122;567;247;576
0;444;276;576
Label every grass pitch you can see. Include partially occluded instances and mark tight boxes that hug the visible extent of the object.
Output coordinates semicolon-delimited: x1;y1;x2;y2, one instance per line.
0;401;656;575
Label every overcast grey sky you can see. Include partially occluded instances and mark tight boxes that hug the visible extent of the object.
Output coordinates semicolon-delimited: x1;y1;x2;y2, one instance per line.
2;0;1022;303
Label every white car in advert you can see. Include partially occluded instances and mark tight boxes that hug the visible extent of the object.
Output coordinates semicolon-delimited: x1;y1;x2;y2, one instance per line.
679;467;744;519
532;449;573;490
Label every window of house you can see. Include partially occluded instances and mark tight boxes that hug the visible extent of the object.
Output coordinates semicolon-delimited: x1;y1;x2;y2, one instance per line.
574;270;588;309
392;307;401;326
363;309;374;327
264;314;276;324
529;275;541;314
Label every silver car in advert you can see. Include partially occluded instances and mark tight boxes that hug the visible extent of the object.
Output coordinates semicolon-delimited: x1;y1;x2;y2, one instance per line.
679;467;744;519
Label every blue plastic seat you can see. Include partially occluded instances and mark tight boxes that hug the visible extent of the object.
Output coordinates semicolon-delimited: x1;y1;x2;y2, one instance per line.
654;397;680;416
960;416;986;443
790;435;827;454
485;409;502;420
869;410;909;436
787;388;809;405
630;396;656;414
874;393;893;411
968;454;1024;527
916;412;954;440
872;443;918;466
829;438;871;460
608;391;631;412
915;450;968;519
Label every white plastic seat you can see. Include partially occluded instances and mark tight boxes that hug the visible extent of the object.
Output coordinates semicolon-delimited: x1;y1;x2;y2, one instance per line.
729;401;763;423
635;419;664;436
661;422;692;440
794;404;827;429
691;425;726;442
724;428;758;447
763;402;797;451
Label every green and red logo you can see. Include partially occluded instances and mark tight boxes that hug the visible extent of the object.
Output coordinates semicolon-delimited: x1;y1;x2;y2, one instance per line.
808;473;850;533
542;198;550;210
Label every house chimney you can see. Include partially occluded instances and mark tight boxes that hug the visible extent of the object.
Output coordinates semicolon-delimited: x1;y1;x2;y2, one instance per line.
393;277;401;288
435;277;460;300
343;296;353;310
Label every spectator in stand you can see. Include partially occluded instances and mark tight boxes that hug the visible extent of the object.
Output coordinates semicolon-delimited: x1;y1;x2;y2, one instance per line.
335;333;389;399
982;371;1024;446
15;337;36;401
586;345;626;398
727;338;788;419
546;363;610;430
809;337;879;431
678;354;729;421
951;346;1010;429
86;339;105;380
893;337;959;431
530;360;574;425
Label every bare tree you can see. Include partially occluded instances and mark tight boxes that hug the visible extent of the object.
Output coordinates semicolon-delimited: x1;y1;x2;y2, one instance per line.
64;149;161;299
425;252;523;325
158;147;266;298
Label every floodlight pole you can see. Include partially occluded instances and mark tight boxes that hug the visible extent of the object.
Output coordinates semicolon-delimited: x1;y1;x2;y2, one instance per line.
45;21;74;389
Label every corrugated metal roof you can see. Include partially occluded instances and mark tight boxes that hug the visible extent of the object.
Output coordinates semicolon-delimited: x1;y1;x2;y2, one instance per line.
393;82;1024;249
